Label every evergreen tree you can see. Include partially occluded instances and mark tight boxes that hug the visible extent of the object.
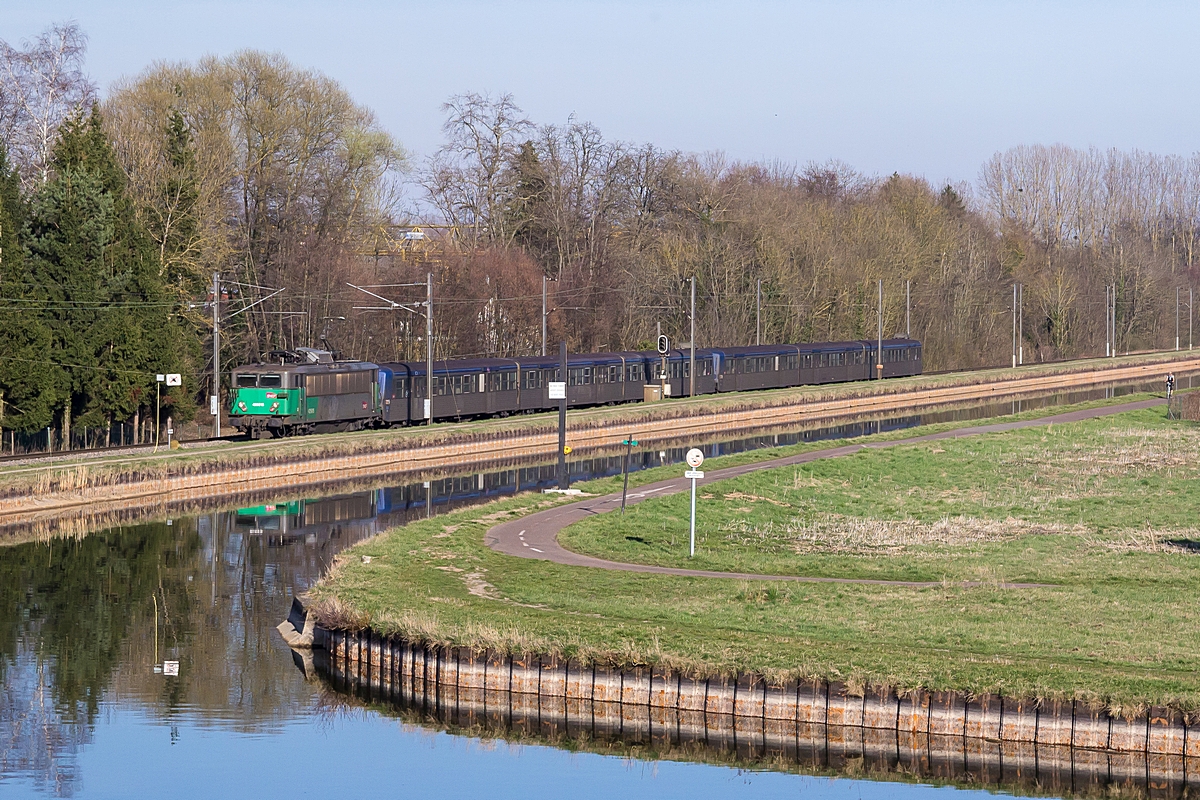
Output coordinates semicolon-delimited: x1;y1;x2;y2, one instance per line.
0;144;58;431
26;106;190;442
506;140;553;264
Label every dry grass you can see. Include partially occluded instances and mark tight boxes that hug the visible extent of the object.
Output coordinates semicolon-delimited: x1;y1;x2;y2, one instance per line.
720;514;1087;556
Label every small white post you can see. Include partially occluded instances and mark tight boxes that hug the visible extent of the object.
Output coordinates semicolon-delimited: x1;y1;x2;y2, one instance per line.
689;475;697;557
684;448;705;558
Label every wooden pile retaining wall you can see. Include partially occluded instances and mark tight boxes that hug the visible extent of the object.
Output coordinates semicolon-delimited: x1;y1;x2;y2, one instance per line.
310;627;1198;797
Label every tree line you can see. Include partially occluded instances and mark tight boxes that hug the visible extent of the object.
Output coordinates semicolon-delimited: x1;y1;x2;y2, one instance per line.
0;22;1196;440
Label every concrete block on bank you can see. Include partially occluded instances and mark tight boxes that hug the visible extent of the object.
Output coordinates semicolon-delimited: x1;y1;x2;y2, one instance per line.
592;666;620;703
566;660;592;700
510;655;536;695
796;681;827;724
734;675;765;719
483;650;509;692
677;676;707;712
1148;707;1185;755
928;691;966;736
621;667;651;706
705;677;736;716
1108;713;1147;752
965;694;1001;740
999;697;1038;742
862;686;896;730
651;668;679;709
898;691;929;733
764;681;797;723
538;658;566;697
1037;698;1074;746
826;682;864;727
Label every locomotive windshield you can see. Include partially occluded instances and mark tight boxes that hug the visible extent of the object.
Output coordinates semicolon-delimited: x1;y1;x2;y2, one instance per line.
236;374;257;387
259;374;282;387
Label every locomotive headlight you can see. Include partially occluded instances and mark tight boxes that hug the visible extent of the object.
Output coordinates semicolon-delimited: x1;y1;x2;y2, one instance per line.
237;401;247;412
269;402;280;413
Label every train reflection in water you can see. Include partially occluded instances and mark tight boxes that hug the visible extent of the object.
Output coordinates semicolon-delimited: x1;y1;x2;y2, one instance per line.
234;415;923;536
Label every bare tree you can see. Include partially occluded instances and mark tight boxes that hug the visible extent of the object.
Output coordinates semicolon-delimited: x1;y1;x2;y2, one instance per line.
423;92;530;246
0;22;95;189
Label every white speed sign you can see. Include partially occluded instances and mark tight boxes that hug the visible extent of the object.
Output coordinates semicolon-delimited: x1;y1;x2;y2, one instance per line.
685;448;704;469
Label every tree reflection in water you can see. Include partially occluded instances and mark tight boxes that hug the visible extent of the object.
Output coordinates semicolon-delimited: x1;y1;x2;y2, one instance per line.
0;501;381;796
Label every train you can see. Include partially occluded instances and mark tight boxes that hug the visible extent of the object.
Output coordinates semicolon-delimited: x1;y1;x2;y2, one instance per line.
228;338;923;438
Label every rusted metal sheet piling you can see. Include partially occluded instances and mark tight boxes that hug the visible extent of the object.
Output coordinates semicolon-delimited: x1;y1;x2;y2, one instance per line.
307;626;1199;796
315;626;1197;759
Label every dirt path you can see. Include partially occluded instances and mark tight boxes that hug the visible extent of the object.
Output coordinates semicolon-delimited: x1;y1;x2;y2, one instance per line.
484;397;1165;587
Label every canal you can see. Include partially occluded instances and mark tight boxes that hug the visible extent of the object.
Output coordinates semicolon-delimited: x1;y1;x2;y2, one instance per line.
0;380;1186;798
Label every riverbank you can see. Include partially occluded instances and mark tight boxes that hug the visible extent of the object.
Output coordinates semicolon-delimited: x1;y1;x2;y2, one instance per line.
304;395;1200;711
1;351;1196;520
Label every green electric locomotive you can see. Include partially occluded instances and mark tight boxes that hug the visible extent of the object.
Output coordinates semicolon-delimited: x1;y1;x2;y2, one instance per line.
229;348;379;438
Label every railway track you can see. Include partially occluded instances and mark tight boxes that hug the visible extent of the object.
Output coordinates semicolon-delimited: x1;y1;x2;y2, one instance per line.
0;352;1196;524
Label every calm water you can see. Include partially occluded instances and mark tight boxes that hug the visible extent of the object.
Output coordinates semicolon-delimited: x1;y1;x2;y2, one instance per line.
0;378;1184;799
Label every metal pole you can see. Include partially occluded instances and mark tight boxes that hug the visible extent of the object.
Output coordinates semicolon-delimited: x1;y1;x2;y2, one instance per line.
558;340;568;489
689;276;696;398
541;275;547;357
1112;283;1117;357
689;475;697;558
426;271;433;423
755;278;761;346
876;279;883;379
155;381;161;452
1018;283;1023;365
906;279;910;339
1011;283;1017;368
1105;285;1111;357
621;437;631;514
1190;287;1193;350
212;272;220;438
1177;286;1181;351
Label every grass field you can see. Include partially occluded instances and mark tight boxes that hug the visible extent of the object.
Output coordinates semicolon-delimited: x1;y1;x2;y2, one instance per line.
308;399;1200;711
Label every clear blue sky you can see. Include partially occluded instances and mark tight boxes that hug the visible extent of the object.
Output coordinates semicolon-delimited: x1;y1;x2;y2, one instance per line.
5;1;1199;187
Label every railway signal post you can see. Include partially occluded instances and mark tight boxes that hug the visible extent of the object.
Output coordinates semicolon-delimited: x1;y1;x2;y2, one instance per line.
684;448;704;557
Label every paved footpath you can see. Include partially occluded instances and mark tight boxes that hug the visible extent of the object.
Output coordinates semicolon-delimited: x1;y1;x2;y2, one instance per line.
484;398;1165;588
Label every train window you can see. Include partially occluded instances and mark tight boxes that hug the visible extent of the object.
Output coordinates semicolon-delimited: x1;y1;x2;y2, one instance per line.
668;361;691;379
488;372;518;392
700;360;712;376
784;355;798;370
236;374;257;387
260;374;282;388
626;363;643;382
523;370;541;390
412;377;426;397
399;377;410;398
434;376;449;396
610;365;621;383
567;367;592;386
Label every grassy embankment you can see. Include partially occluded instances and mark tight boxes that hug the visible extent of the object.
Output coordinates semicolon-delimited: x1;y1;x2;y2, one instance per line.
308;394;1200;711
0;349;1193;500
